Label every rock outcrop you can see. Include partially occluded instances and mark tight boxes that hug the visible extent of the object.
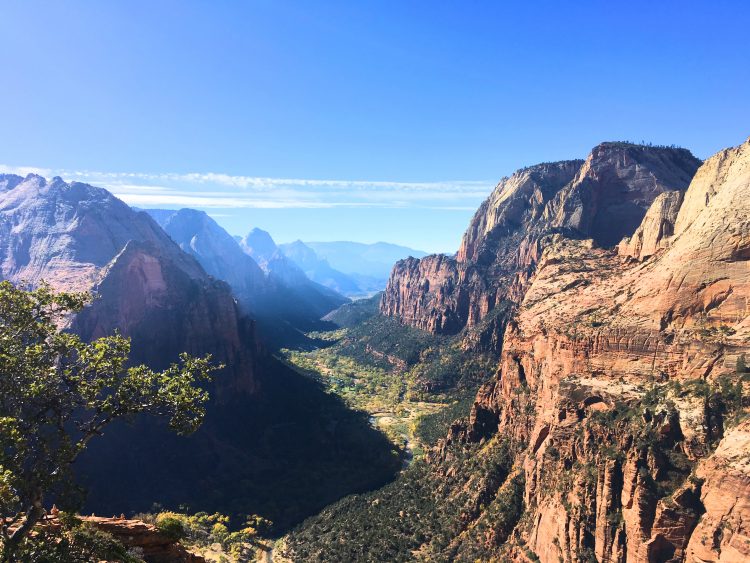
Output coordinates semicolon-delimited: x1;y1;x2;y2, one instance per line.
448;138;750;561
685;420;750;562
618;191;684;260
40;515;206;563
381;143;702;347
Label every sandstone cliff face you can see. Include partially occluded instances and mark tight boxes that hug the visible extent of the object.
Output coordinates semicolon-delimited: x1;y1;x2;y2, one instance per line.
685;420;750;562
0;174;259;395
618;191;684;260
381;144;701;344
449;139;750;562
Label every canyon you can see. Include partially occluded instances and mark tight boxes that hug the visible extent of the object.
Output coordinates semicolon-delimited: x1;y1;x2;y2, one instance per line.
0;173;400;532
285;139;750;562
1;138;748;562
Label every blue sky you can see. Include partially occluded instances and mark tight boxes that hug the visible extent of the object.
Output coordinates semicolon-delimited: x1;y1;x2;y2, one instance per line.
1;1;748;252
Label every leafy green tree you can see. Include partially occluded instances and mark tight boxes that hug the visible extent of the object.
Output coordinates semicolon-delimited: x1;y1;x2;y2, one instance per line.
0;281;218;561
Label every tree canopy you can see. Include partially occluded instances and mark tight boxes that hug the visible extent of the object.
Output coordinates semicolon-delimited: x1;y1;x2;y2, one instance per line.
0;281;218;561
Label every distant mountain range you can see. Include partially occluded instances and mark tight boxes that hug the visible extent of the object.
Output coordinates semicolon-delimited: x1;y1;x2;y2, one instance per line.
143;206;424;309
278;240;427;297
145;210;347;339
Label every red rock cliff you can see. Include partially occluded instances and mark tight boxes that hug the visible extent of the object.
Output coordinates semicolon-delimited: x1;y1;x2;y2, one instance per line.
381;144;701;348
451;138;750;562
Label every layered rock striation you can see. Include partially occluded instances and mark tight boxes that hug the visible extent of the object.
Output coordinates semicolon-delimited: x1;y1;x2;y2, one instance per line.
447;138;750;562
381;143;702;348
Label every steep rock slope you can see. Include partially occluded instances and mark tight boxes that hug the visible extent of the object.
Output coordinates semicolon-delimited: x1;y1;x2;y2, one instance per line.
286;139;748;562
617;191;684;261
453;138;750;562
0;174;258;395
381;144;701;345
147;210;348;337
146;208;267;305
238;227;349;324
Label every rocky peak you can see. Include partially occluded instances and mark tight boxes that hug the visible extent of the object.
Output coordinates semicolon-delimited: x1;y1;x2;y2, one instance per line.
0;174;193;290
433;138;748;562
0;174;259;396
147;208;267;307
239;228;311;288
457;159;583;264
381;142;702;341
240;227;280;265
546;142;701;247
282;239;319;264
673;136;750;239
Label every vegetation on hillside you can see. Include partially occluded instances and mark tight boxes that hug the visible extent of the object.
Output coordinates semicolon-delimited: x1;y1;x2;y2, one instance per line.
283;437;522;562
281;299;497;460
137;510;273;561
9;512;143;563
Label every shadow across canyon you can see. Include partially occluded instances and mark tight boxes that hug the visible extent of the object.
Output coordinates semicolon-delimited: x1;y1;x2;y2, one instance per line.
76;357;401;532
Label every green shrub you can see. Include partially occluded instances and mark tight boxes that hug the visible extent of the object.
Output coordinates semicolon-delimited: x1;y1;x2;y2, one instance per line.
155;513;186;541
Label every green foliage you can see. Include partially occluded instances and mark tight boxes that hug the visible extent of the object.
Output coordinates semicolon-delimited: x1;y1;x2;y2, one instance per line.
338;313;444;368
323;294;381;328
284;439;519;562
407;342;496;397
281;312;494;459
414;390;478;445
453;470;525;560
155;514;186;541
147;511;271;560
0;281;218;560
281;346;402;415
737;354;748;374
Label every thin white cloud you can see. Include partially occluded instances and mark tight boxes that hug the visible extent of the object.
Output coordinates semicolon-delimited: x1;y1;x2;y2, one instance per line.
0;164;53;177
0;163;493;210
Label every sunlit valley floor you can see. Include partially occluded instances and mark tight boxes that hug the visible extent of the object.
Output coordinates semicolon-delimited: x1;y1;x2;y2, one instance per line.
279;295;494;463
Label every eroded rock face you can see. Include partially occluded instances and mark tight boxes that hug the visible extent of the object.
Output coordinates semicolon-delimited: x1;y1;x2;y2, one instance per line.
380;254;465;333
0;174;260;396
686;420;750;562
148;208;267;306
618;191;684;261
449;139;750;562
546;143;699;247
381;143;701;344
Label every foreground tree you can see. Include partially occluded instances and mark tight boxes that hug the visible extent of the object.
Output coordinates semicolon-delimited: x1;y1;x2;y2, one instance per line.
0;281;218;561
